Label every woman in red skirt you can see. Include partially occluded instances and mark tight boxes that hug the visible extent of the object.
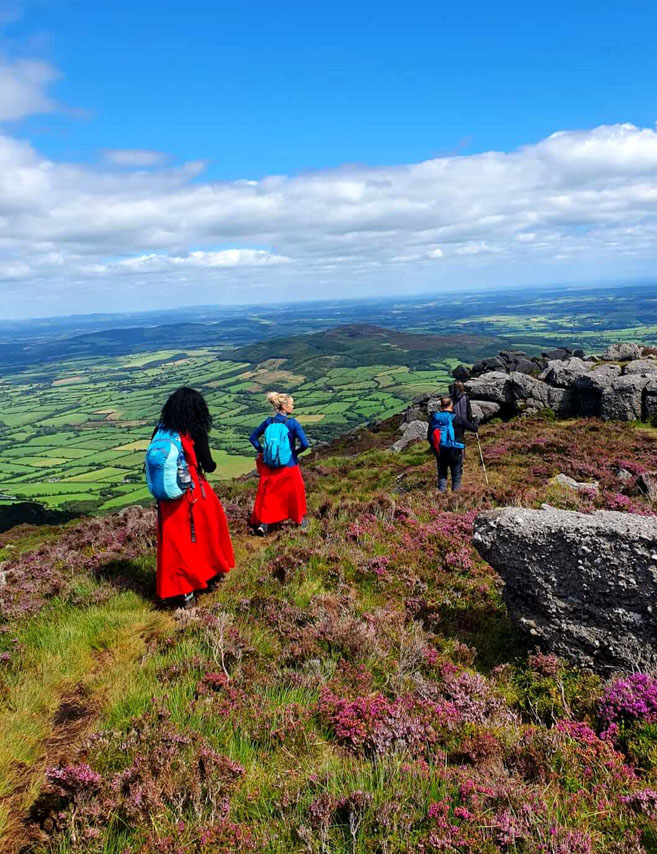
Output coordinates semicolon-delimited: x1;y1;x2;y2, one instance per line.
249;392;310;536
154;387;235;607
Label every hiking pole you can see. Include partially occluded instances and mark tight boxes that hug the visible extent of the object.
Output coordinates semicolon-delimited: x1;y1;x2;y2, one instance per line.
476;433;489;486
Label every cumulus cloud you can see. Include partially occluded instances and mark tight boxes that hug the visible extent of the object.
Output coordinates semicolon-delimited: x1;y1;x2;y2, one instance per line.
102;148;169;168
0;56;58;120
2;121;657;314
101;249;290;273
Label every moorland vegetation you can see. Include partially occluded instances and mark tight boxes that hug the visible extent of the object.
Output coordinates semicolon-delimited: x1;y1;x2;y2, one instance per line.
1;411;657;853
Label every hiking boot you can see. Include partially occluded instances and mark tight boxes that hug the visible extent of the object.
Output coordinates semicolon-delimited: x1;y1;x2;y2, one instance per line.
255;523;269;537
206;574;225;592
298;518;309;533
182;592;196;609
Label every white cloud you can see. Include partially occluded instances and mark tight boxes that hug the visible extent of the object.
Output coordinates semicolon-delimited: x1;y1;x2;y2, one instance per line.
2;121;657;314
0;57;58;120
116;249;290;271
102;148;169;168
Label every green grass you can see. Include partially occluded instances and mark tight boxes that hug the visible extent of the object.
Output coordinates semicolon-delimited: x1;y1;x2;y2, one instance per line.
0;590;168;841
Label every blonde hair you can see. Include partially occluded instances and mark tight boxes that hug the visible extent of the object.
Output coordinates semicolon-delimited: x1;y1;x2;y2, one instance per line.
266;391;294;411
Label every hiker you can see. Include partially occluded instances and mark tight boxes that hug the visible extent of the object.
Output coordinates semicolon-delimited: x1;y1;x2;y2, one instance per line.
249;391;310;536
428;396;478;492
450;380;474;445
146;387;235;608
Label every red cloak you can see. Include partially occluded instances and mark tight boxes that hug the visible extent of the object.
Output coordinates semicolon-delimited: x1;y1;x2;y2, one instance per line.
251;455;307;526
156;434;235;600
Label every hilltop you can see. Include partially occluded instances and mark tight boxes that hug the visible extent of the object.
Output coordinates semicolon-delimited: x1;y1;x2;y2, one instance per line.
1;410;657;853
230;324;501;375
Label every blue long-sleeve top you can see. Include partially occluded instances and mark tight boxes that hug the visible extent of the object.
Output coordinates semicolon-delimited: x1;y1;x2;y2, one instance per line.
249;413;311;466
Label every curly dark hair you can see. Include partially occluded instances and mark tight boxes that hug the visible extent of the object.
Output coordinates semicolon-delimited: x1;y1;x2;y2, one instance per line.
159;387;212;438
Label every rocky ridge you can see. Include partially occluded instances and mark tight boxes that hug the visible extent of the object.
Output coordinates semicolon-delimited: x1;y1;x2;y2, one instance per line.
392;342;657;450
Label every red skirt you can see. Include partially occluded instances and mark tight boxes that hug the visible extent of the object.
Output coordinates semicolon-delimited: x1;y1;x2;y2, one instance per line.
251;456;307;526
156;436;235;600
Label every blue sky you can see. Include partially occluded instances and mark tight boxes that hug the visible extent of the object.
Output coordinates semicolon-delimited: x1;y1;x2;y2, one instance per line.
1;0;657;317
12;0;657;178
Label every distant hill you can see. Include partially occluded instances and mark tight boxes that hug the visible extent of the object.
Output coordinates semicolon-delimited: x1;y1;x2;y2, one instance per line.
229;323;502;379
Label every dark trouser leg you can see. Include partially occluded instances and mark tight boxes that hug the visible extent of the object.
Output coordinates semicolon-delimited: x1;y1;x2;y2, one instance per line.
437;452;449;492
451;449;464;491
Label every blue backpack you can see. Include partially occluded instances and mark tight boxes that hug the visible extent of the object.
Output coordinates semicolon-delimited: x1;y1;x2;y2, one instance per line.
262;418;293;467
145;428;192;501
429;411;465;452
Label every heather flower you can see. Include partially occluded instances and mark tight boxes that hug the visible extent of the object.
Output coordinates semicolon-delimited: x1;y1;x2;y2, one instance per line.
46;763;102;795
620;788;657;816
599;673;657;729
528;650;563;677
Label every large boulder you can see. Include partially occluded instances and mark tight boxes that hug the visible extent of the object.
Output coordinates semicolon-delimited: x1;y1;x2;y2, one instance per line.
470;401;501;423
548;386;578;417
390;420;427;452
542;347;571;361
513;357;539;375
638;472;657;503
539;357;589;388
508;372;550;407
481;356;507;372
602;342;642;361
452;364;471;381
601;375;651;421
465;372;513;406
472;506;657;672
550;473;599;494
499;351;535;374
402;407;426;424
623;359;657;376
576;364;623;417
645;378;657;420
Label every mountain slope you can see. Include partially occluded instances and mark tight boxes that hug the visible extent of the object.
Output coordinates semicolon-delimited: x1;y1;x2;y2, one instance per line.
1;415;657;853
230;324;503;378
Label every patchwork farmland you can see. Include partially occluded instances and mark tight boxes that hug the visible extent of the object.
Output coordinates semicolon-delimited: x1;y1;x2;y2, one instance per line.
0;330;458;513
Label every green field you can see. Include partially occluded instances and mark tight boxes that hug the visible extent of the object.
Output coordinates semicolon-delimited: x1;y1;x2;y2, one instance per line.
0;337;454;512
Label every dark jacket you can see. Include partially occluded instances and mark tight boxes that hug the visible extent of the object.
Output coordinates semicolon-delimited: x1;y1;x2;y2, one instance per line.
451;391;475;443
249;413;310;467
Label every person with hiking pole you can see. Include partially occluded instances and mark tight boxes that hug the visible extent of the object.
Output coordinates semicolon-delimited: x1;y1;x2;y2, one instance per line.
428;396;478;492
145;387;235;609
450;380;474;444
249;392;311;536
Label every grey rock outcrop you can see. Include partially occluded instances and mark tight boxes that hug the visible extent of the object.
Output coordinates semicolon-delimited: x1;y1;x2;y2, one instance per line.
602;342;642;361
452;364;471;381
645;379;657;420
576;364;623;417
402;340;655;442
539;357;589;388
465;372;513;406
391;420;427;452
638;472;657;503
509;372;550;407
623;359;657;375
473;506;657;672
551;473;599;493
542;347;572;361
402;407;426;424
601;375;651;421
548;386;578;417
470;401;501;422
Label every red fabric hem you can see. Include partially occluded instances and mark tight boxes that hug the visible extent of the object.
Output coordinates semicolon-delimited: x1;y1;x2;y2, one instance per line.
251;457;307;526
